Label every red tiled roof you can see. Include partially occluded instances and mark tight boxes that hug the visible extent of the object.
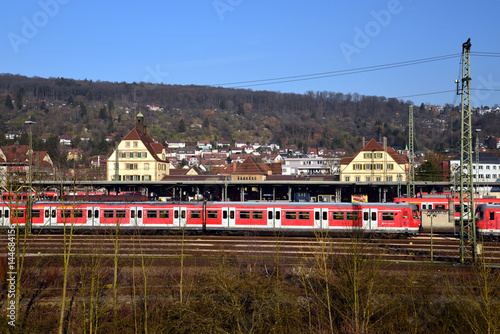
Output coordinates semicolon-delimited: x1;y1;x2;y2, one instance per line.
122;128;168;163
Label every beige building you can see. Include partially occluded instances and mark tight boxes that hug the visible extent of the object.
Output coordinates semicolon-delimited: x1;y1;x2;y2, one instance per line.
107;113;169;181
340;138;408;182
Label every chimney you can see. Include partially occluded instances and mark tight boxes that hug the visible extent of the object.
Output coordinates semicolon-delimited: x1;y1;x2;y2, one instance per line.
362;137;365;148
383;137;387;152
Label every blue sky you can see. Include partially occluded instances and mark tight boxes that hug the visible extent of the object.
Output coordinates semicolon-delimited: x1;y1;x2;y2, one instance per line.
2;0;500;108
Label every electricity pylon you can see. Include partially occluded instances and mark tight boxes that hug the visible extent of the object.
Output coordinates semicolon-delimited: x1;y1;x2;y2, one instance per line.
458;38;476;263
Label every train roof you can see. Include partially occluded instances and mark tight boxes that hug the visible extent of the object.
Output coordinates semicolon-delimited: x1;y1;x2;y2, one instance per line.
28;200;416;208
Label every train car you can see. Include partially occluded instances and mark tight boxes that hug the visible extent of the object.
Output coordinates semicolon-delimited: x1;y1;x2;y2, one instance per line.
475;204;500;236
393;196;500;221
30;201;207;230
204;202;420;234
26;200;421;235
0;201;27;227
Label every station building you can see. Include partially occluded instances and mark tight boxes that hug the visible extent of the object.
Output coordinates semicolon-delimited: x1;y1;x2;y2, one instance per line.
107;113;169;181
340;138;408;182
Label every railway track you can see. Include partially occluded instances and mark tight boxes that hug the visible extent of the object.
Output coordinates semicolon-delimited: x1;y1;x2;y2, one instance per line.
2;232;499;264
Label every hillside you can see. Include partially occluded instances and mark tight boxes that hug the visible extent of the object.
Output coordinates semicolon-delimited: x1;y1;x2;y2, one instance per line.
1;74;498;166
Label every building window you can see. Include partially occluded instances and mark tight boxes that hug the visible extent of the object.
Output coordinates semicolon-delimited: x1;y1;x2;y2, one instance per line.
133;141;138;147
345;176;350;181
144;163;149;170
355;176;360;182
366;177;370;182
387;164;394;170
376;177;381;182
364;153;371;159
387;176;393;182
125;142;130;147
375;164;382;170
376;153;382;158
365;164;372;170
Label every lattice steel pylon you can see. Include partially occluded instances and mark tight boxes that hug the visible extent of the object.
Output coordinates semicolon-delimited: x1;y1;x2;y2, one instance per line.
407;105;415;198
458;38;476;263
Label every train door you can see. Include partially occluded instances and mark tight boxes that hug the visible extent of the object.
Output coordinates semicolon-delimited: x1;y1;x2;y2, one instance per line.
0;206;10;226
44;206;57;226
362;208;377;231
86;207;100;226
267;207;281;228
130;207;143;226
173;207;187;227
314;208;328;229
222;207;235;228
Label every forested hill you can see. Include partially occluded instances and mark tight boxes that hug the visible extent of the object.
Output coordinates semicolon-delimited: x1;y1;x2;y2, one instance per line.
1;74;497;162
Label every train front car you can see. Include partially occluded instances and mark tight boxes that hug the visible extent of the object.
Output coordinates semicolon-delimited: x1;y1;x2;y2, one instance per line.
476;204;500;236
353;202;421;235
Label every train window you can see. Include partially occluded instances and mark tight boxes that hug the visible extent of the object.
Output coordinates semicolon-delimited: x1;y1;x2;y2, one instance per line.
315;212;320;220
159;210;169;219
147;210;157;218
300;212;310;220
181;210;186;219
207;210;218;219
230;211;235;219
332;212;344;220
13;210;24;218
323;212;327;220
174;210;178;219
61;210;71;218
138;210;143;219
490;212;495;220
87;210;92;219
73;210;83;218
191;211;201;219
372;212;376;221
268;211;273;219
116;210;126;218
435;205;446;210
382;212;395;221
285;212;297;219
52;210;56;218
104;210;114;218
252;211;263;219
223;211;228;219
239;211;251;219
0;211;2;218
347;212;358;220
45;210;50;218
364;212;368;220
94;210;99;219
4;210;9;218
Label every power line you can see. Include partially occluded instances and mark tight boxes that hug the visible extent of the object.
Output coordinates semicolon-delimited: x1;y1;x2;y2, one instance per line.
213;54;461;88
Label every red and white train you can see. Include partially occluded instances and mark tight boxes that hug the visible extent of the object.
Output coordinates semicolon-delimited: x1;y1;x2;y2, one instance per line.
0;200;422;235
475;204;500;236
392;196;500;221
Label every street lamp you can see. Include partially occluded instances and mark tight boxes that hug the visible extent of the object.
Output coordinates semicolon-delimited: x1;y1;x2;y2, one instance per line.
25;120;35;233
25;121;36;185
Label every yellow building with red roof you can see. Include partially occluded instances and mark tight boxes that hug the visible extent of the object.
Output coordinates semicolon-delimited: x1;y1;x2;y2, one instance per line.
340;138;408;182
107;113;169;181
